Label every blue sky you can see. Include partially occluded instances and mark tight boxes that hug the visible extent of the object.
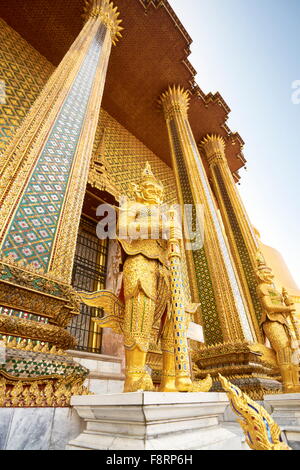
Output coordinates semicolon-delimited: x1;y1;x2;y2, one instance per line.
169;0;300;288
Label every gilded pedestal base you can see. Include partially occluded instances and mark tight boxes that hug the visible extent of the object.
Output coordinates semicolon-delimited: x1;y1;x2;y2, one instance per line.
0;259;90;406
194;342;282;400
0;346;90;407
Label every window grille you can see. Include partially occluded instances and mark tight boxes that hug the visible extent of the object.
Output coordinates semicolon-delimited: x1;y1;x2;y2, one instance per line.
69;216;108;354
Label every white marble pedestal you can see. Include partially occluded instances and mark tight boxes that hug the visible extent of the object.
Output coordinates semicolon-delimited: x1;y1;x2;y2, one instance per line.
67;391;248;450
264;393;300;449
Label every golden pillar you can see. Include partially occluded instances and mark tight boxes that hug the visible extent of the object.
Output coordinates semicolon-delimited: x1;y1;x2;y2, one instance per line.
159;86;255;345
200;135;263;342
0;0;123;283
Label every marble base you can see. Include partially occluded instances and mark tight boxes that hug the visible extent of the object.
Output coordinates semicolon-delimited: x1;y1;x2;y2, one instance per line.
264;393;300;448
0;407;83;450
67;391;249;450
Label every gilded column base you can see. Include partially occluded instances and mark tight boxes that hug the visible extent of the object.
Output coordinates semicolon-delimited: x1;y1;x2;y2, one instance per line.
194;341;282;400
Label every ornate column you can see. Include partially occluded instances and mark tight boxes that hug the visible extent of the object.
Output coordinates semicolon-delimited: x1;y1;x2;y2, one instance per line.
0;0;123;283
0;0;123;407
200;135;263;342
159;86;255;346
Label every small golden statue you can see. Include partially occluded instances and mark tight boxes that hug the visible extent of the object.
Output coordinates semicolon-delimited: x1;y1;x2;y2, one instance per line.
80;163;211;393
219;374;291;450
255;252;300;393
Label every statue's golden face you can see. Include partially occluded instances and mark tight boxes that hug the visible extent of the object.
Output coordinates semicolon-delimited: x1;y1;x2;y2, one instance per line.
139;182;164;205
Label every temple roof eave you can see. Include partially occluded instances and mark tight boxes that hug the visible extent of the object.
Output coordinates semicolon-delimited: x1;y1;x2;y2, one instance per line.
0;0;246;176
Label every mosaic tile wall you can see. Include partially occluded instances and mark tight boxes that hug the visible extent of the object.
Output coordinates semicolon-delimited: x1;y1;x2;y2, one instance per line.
0;19;54;156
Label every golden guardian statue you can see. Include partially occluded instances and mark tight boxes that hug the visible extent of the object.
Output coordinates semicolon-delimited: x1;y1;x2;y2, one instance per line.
256;253;300;393
79;163;211;393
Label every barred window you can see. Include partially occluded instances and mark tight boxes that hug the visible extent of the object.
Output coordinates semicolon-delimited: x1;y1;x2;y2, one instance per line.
69;216;108;354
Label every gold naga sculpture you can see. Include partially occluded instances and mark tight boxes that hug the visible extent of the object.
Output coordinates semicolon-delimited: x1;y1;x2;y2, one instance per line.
255;253;300;393
219;374;291;450
79;162;211;393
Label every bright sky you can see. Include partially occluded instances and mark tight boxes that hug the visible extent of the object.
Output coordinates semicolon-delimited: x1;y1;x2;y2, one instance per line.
169;0;300;288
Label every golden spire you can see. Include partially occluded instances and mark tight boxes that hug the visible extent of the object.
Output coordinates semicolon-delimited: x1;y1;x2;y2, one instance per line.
83;0;123;45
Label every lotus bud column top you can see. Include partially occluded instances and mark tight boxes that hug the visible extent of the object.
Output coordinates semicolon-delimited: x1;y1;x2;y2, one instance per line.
158;85;190;120
200;134;226;165
83;0;123;45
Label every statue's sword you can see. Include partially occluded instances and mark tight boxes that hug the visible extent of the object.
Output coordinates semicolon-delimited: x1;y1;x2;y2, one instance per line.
167;207;193;391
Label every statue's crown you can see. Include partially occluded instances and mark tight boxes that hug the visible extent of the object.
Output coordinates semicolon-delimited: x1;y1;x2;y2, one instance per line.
141;162;163;190
256;251;272;272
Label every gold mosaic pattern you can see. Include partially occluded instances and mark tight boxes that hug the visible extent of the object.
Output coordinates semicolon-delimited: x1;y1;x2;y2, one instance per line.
0;19;54;156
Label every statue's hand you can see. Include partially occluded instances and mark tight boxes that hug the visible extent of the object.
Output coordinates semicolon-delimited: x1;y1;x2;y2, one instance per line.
284;306;296;316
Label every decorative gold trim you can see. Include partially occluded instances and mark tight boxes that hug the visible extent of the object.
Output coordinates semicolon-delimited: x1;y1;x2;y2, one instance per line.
200;134;226;164
0;314;76;349
0;258;81;324
0;373;92;408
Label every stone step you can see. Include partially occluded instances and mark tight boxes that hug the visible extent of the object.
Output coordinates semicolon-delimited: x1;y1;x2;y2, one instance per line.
68;350;124;394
